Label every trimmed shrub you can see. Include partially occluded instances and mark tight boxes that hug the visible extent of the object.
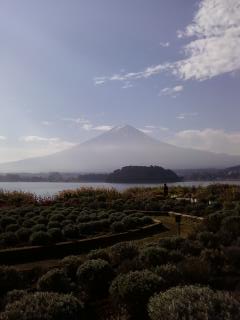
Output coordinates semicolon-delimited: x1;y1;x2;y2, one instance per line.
200;248;226;274
49;214;65;222
168;250;184;263
109;212;126;223
47;221;61;229
60;255;83;279
221;216;240;240
1;292;84;320
0;266;22;295
139;216;153;225
62;224;79;239
122;216;139;229
5;224;19;232
110;270;164;318
109;242;139;266
155;264;181;287
87;248;110;262
30;231;51;246
207;212;225;232
110;221;126;233
179;257;211;285
180;239;202;256
24;212;35;219
148;285;240;320
22;219;35;228
31;224;46;233
0;232;18;246
16;228;31;242
4;290;28;306
48;228;63;242
77;259;113;298
224;246;240;269
37;268;72;293
159;236;185;250
139;246;168;268
197;231;219;248
34;217;48;225
217;230;233;246
66;213;77;222
77;222;96;235
0;217;17;230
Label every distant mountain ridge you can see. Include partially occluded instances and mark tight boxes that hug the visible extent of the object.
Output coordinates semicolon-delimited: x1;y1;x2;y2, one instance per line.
0;125;240;173
177;165;240;181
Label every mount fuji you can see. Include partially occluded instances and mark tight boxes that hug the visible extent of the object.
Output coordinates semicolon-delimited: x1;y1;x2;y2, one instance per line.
1;125;240;173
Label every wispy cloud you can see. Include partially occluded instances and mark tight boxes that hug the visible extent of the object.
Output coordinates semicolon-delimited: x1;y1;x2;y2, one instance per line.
139;128;153;134
20;136;76;149
167;128;240;155
62;117;90;125
82;124;113;131
139;125;169;134
63;117;113;132
0;136;77;162
176;112;198;120
159;85;184;97
159;42;170;47
94;63;171;85
93;125;113;131
95;0;240;85
0;136;7;141
41;121;53;126
122;81;134;89
21;136;59;143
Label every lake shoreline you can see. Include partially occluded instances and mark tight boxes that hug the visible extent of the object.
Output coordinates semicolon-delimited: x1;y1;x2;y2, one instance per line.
1;180;240;196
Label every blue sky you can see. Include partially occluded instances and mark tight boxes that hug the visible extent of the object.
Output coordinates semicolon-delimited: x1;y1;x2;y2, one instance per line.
0;0;240;162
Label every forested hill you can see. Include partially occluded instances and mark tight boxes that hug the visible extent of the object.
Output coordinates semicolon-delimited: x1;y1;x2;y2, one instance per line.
106;166;181;183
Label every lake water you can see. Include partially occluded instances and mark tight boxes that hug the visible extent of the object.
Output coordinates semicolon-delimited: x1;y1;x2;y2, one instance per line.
0;181;240;197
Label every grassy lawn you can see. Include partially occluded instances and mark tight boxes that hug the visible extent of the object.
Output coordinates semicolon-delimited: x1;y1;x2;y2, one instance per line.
134;215;201;247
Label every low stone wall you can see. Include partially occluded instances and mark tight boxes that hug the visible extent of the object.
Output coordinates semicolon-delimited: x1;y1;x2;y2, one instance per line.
0;222;166;265
168;211;205;221
123;210;169;216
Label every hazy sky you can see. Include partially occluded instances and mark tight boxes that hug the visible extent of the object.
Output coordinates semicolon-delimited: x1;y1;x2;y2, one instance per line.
0;0;240;163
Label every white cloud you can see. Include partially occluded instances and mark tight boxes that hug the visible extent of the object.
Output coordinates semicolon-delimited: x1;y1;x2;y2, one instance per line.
94;125;113;131
0;136;6;141
94;78;106;85
176;0;240;80
144;125;156;129
21;136;58;143
159;127;169;131
82;123;93;131
20;136;76;149
176;112;198;120
139;125;170;134
139;128;152;134
0;135;78;163
95;0;240;84
41;121;53;126
159;42;170;47
167;128;240;155
81;124;113;131
122;81;133;89
144;125;169;131
94;63;170;85
62;117;90;125
159;85;184;97
63;117;113;132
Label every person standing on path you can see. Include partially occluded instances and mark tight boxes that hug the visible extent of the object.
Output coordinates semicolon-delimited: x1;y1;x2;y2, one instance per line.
163;183;168;197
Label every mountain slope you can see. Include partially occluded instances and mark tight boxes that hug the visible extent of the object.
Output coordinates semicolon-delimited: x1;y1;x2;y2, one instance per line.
0;125;240;173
